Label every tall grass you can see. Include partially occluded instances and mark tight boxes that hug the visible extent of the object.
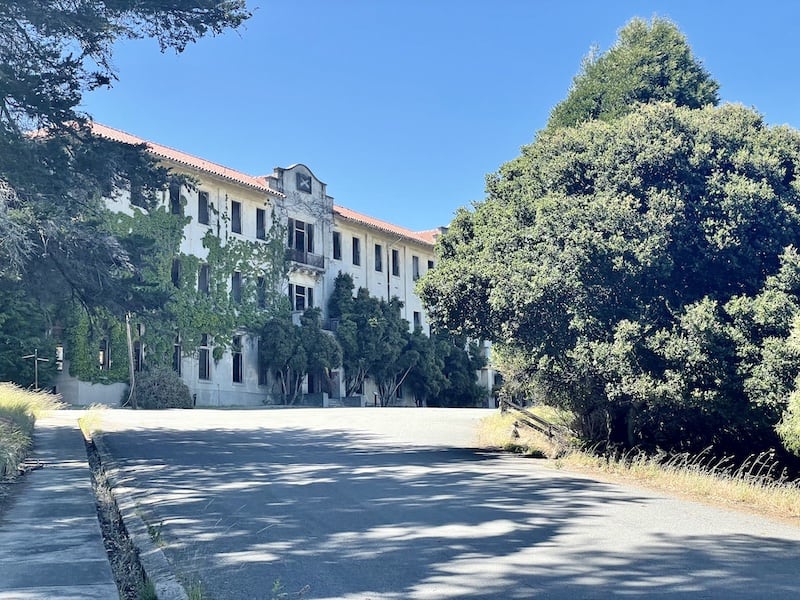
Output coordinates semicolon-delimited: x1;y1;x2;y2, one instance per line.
0;382;62;478
563;446;800;519
479;411;800;520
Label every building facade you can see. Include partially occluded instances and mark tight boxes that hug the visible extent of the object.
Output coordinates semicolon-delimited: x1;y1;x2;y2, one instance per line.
55;124;494;407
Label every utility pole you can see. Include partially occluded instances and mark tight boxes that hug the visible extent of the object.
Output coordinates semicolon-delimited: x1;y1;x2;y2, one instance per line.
22;349;49;391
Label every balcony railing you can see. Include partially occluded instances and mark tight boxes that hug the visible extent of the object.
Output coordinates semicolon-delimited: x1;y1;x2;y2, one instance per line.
287;248;325;270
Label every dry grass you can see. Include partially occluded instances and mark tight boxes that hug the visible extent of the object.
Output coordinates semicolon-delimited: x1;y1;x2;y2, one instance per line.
477;412;564;458
0;382;62;478
78;403;109;442
478;411;800;522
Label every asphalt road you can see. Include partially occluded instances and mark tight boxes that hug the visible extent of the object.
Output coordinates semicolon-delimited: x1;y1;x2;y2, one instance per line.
98;408;800;599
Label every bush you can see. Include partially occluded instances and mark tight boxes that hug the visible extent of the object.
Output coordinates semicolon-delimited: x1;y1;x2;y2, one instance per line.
129;368;193;409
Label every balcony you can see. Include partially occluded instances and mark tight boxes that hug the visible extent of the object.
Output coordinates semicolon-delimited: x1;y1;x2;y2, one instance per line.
287;248;325;271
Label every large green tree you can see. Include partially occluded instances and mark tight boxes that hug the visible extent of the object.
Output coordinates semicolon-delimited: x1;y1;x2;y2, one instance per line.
0;1;250;385
420;18;800;456
548;17;719;129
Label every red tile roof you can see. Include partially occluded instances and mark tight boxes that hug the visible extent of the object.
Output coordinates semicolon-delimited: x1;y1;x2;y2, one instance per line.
334;205;437;246
90;122;284;197
91;122;439;244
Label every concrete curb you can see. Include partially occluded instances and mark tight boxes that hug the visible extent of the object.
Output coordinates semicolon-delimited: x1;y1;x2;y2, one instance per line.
91;432;189;600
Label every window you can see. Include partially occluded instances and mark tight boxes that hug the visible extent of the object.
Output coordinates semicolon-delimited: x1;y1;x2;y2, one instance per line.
231;271;242;303
232;335;243;383
172;335;182;376
98;339;110;371
287;218;314;253
198;191;210;225
413;311;421;330
391;249;400;277
257;276;266;309
256;208;266;240
257;339;267;386
333;231;342;260
199;334;211;380
428;259;434;271
171;258;182;288
198;264;210;295
352;237;361;266
133;340;143;372
169;181;182;215
288;283;314;311
231;200;242;234
412;255;420;281
375;244;383;272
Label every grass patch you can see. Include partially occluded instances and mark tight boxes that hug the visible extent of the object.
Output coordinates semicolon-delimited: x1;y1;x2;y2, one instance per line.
478;410;800;521
561;448;800;520
0;382;62;479
78;403;109;442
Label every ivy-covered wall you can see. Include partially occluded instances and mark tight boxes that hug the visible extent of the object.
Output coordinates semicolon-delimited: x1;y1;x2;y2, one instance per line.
64;180;287;384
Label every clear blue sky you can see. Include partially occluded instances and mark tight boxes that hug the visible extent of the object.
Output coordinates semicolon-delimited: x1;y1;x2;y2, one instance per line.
81;1;800;231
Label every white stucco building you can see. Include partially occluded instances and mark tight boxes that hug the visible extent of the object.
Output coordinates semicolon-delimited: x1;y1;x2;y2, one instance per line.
56;123;495;407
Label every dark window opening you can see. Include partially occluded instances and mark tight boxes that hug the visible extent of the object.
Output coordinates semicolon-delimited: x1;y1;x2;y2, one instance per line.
427;259;434;271
232;271;242;303
198;264;210;295
392;249;400;277
413;311;421;330
412;256;420;281
257;337;268;386
169;181;182;215
256;208;266;240
199;334;210;380
352;237;361;265
173;336;182;376
171;258;182;288
289;284;314;311
232;335;243;383
231;200;242;234
198;191;210;225
133;340;143;372
333;231;342;260
288;218;314;253
257;276;266;309
375;244;383;272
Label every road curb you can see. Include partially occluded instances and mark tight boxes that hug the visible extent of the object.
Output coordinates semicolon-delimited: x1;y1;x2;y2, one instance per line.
92;432;189;600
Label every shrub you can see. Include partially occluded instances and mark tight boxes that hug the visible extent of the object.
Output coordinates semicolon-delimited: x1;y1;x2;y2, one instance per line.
130;368;193;409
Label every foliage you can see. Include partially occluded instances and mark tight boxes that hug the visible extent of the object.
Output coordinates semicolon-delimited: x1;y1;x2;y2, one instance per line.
60;191;286;382
0;383;62;477
129;367;193;409
778;387;800;456
420;17;800;457
0;1;251;385
258;308;342;405
328;274;424;405
65;306;129;384
0;280;58;388
329;273;485;406
429;334;488;407
548;17;719;129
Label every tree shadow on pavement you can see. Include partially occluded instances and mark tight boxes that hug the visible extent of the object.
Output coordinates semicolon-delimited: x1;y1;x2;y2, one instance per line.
102;423;800;599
